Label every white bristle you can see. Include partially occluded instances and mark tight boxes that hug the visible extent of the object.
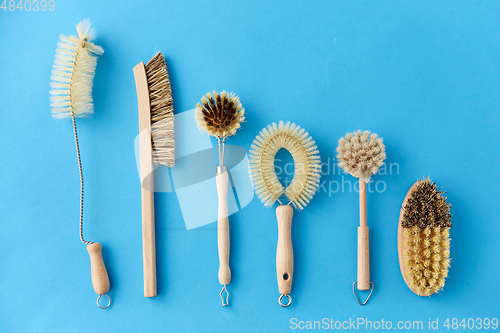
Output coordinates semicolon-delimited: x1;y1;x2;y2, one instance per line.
336;130;386;183
248;121;321;210
50;19;104;119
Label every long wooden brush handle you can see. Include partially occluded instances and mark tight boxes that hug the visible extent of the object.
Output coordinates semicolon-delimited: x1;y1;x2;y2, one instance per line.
357;180;370;290
87;243;110;294
276;205;294;295
134;62;157;297
216;172;231;285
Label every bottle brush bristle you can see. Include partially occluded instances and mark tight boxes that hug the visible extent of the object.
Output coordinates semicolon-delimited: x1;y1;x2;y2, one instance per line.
50;19;104;119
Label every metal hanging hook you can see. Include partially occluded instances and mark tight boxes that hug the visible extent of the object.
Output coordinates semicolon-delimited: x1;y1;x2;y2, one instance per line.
352;282;374;306
96;293;111;309
278;294;292;308
220;285;229;307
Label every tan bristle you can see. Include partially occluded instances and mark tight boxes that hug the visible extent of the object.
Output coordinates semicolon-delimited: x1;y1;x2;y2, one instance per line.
145;52;175;167
336;130;386;183
248;121;321;210
194;91;245;138
401;178;452;296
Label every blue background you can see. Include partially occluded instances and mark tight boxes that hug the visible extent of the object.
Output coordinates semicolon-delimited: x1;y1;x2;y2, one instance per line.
1;1;499;332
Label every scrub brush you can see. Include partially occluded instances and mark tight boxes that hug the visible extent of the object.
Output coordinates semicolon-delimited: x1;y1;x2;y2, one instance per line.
49;19;110;309
133;52;175;297
194;91;245;307
398;178;452;296
248;121;321;307
337;130;386;305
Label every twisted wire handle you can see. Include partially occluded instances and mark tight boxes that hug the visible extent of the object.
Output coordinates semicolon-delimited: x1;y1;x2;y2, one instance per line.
71;115;93;245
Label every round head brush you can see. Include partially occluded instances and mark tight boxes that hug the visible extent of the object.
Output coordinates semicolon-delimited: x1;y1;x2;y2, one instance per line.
49;20;110;309
248;121;321;307
398;178;452;296
337;130;386;306
194;91;245;306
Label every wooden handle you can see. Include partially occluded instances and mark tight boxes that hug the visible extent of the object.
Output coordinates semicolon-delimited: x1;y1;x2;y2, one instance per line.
216;172;231;285
357;226;370;290
357;180;370;290
276;205;294;295
134;62;157;297
87;243;110;295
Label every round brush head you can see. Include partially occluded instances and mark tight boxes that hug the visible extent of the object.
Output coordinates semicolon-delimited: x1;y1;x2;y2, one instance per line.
194;91;245;138
248;121;321;210
398;178;452;296
336;130;386;183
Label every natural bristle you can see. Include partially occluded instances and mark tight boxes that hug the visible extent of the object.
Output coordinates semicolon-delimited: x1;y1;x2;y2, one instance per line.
50;19;104;118
145;52;175;167
248;121;321;210
194;91;245;138
401;178;452;296
336;130;386;183
402;178;452;229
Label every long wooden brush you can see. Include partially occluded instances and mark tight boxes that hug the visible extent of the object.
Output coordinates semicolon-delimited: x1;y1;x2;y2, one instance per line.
194;91;245;306
337;130;385;306
133;52;174;297
50;19;110;309
398;178;452;296
248;121;321;307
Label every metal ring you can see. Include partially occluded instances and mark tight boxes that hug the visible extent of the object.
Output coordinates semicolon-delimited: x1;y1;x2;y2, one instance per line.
96;293;111;309
353;282;374;306
220;285;229;307
278;294;292;308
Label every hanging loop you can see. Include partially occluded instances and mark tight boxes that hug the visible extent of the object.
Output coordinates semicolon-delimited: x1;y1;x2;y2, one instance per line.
353;282;374;306
278;294;292;308
220;285;229;307
96;293;111;309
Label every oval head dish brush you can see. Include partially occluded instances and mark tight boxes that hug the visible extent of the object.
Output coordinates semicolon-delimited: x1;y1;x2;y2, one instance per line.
248;121;321;307
398;178;452;296
195;91;245;306
49;20;110;309
337;130;385;306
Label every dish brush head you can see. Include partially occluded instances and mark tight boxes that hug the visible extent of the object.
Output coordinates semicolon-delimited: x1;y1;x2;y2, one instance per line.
399;178;452;296
336;130;386;183
144;52;175;167
194;91;245;139
248;121;321;210
50;19;104;119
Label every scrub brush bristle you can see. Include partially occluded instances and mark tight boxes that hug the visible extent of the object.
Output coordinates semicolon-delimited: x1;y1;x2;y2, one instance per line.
336;130;386;183
194;91;245;138
398;178;452;296
248;121;321;210
145;52;175;167
50;19;104;119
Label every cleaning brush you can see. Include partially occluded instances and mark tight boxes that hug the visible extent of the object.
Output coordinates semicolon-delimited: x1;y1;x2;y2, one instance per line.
398;178;452;296
194;91;245;307
49;19;110;309
133;52;175;297
337;130;385;306
248;121;321;307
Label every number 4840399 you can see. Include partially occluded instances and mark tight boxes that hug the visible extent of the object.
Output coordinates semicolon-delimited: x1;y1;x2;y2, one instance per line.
1;0;55;11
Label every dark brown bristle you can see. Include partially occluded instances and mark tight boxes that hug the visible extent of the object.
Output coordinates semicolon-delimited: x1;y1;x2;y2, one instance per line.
144;52;175;167
194;91;245;138
401;178;452;229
